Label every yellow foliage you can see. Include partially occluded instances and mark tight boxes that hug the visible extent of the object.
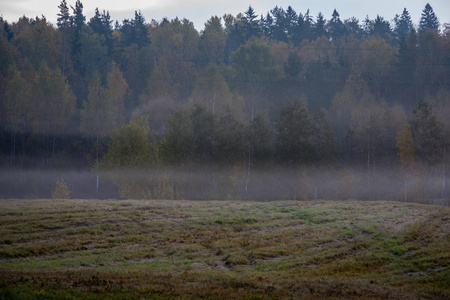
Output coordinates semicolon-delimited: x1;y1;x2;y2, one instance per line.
51;179;71;199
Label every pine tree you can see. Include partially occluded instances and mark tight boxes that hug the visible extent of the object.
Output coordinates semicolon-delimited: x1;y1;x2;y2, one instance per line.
71;0;85;32
120;11;149;48
284;6;298;37
371;15;392;42
133;11;149;48
88;8;113;54
261;12;274;37
71;0;86;76
270;6;288;41
57;0;72;76
394;8;413;40
344;17;363;39
327;9;345;40
314;12;327;38
243;5;260;39
57;0;71;29
419;3;439;32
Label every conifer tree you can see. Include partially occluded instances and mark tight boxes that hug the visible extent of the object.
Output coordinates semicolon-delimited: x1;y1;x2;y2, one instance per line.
88;8;113;54
57;0;72;76
419;3;439;32
314;12;327;38
371;15;392;42
243;5;260;39
57;0;71;29
394;8;413;40
71;0;85;31
327;9;345;40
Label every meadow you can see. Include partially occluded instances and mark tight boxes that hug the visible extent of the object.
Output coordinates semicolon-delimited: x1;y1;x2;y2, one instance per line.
0;199;449;299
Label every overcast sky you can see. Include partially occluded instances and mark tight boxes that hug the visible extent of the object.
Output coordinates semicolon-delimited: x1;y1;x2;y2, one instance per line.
1;0;449;31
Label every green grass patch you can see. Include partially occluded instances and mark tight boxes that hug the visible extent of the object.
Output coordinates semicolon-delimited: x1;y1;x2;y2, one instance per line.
0;199;449;299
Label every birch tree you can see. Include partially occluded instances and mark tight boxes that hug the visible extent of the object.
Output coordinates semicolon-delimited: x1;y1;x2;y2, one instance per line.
2;65;31;166
32;62;75;159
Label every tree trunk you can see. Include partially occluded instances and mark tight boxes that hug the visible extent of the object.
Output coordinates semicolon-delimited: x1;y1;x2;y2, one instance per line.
212;172;217;199
245;152;251;192
425;161;429;204
443;146;447;198
10;126;16;166
52;126;57;157
96;132;99;193
404;178;408;203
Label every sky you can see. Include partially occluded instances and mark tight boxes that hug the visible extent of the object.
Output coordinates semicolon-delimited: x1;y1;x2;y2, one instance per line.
1;0;449;31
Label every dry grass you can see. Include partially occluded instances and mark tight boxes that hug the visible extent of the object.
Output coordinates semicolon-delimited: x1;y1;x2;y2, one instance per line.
0;199;449;299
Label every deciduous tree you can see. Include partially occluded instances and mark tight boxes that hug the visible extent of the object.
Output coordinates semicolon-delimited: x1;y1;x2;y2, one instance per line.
199;16;226;64
32;62;75;159
2;65;31;166
410;100;443;203
396;124;415;202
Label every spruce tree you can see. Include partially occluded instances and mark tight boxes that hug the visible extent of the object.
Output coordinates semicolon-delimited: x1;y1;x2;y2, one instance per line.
314;12;327;38
327;9;345;40
394;8;413;40
419;3;439;31
57;0;71;29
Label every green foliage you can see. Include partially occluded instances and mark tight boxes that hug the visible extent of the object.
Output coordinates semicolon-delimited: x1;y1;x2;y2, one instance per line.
275;97;314;164
160;111;194;165
99;117;158;199
410;100;443;165
100;116;155;169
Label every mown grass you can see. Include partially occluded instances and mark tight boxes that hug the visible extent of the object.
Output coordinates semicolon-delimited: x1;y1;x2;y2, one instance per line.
0;199;449;299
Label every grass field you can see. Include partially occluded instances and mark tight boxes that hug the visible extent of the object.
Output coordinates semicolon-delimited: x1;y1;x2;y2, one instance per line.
0;199;449;299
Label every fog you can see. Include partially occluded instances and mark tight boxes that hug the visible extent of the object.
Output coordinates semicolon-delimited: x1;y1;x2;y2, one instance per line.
1;167;448;205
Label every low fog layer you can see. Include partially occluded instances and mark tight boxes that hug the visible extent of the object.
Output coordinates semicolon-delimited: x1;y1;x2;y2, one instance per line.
1;168;448;205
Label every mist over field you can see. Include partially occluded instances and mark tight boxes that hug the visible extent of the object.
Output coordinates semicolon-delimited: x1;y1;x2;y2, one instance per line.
0;167;448;204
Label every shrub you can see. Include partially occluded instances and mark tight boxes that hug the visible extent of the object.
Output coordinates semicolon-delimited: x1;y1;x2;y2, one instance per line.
51;179;71;199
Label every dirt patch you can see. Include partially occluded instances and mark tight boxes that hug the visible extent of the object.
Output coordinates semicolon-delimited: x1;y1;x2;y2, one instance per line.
74;221;96;227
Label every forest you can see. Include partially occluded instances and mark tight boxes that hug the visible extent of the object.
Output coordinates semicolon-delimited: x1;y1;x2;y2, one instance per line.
0;1;449;202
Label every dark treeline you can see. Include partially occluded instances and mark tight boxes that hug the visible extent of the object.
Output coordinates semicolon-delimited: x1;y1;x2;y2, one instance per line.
0;1;449;202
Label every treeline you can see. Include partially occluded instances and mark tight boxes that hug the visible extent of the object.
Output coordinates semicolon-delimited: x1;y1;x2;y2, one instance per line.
0;1;449;201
